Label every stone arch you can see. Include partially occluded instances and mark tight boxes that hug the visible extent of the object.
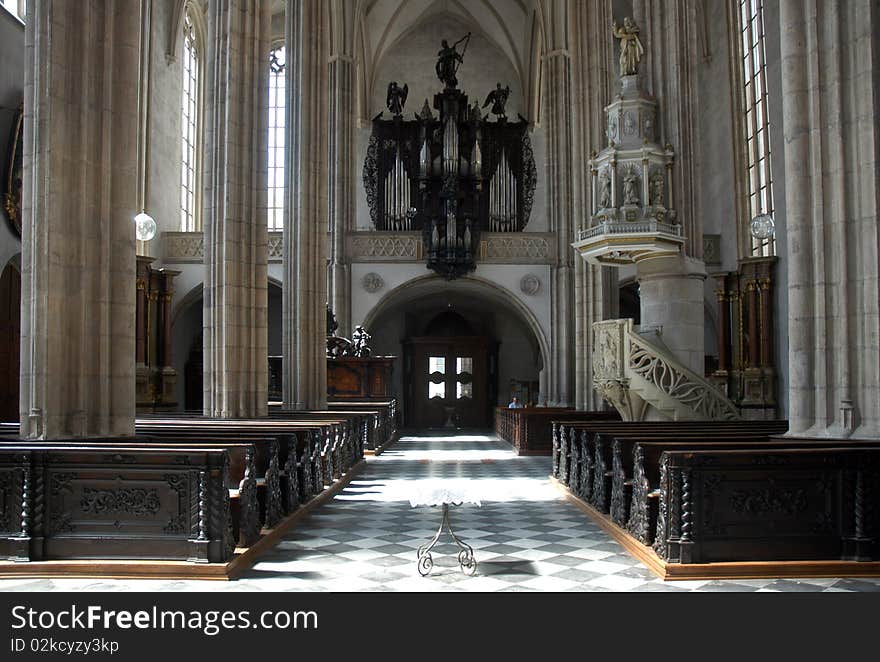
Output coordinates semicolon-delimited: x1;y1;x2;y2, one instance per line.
363;273;550;379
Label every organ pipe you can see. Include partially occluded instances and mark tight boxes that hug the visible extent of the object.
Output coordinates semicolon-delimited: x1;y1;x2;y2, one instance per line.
489;148;517;232
383;147;411;230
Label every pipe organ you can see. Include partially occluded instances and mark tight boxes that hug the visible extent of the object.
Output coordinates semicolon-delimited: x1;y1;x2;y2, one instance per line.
363;71;537;279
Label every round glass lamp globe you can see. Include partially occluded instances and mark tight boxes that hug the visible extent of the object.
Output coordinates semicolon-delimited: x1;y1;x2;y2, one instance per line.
749;213;775;240
134;212;157;242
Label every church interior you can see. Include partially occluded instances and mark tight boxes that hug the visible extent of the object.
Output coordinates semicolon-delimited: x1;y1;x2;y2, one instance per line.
0;0;879;594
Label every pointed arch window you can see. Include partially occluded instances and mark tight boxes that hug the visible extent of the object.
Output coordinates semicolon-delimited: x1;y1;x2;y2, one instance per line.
1;0;25;22
180;7;204;232
268;45;286;232
733;0;775;257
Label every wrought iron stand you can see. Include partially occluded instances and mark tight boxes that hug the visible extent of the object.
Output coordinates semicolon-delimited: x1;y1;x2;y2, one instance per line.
416;502;477;576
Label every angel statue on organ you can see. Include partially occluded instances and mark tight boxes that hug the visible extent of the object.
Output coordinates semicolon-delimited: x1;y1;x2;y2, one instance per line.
386;81;408;117
483;83;511;120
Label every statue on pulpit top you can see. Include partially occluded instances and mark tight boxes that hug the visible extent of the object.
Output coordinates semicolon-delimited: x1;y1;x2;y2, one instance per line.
612;17;644;76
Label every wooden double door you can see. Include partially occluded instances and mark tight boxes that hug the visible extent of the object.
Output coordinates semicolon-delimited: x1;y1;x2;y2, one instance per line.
404;336;497;429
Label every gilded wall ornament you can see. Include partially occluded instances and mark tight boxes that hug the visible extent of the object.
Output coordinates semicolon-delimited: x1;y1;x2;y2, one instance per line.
520;273;541;296
362;272;385;293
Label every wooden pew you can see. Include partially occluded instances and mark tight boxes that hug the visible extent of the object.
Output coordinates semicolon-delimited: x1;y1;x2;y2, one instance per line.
268;410;367;467
655;446;880;564
136;418;353;488
555;419;790;486
328;400;398;450
0;444;236;563
624;437;880;549
599;430;779;521
0;437;269;548
553;419;789;486
495;408;619;455
135;421;329;503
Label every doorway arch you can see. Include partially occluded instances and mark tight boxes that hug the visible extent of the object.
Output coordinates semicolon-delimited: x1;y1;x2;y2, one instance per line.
364;275;548;427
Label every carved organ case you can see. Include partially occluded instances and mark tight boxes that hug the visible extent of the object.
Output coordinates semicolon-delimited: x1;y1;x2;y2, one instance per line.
363;81;536;279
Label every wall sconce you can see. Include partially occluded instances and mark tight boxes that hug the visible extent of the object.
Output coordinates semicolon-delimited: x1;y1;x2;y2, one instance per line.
749;213;775;240
134;211;157;242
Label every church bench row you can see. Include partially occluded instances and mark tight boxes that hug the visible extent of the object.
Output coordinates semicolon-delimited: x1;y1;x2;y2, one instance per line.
554;421;788;516
0;417;367;565
494;407;620;455
551;419;789;485
134;423;352;513
329;400;398;450
266;410;372;456
550;419;880;564
135;417;362;485
265;399;398;451
1;408;380;539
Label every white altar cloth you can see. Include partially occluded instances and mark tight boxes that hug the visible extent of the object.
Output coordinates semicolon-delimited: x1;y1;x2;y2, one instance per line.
408;480;482;507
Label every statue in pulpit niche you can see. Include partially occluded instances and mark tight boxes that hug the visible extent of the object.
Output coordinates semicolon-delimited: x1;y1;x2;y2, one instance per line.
623;168;640;206
612;17;644;76
599;172;612;209
650;174;665;206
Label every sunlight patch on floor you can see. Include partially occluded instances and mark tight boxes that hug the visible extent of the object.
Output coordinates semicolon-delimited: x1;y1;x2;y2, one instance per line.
376;448;517;462
334;476;562;503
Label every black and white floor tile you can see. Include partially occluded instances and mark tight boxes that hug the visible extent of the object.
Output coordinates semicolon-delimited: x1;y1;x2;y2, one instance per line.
2;431;879;593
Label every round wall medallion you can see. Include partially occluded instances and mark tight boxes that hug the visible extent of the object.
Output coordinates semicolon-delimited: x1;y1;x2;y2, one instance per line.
362;272;384;293
520;274;541;296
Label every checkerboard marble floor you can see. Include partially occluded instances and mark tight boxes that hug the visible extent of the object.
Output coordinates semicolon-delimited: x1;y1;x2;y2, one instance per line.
3;431;880;593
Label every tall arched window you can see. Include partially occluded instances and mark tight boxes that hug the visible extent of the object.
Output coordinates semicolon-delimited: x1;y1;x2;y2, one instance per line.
267;45;286;232
0;0;25;22
734;0;775;257
180;7;203;232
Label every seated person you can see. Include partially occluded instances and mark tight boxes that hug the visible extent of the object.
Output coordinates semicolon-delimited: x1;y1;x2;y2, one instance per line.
508;396;524;409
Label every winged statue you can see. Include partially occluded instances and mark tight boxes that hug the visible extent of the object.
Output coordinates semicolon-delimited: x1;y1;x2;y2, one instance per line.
386;81;408;117
483;83;511;119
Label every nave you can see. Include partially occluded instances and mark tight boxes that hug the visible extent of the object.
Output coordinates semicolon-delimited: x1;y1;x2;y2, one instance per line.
2;432;879;594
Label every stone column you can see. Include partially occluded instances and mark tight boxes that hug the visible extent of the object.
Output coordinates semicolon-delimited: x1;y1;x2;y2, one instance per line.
714;277;730;373
636;255;707;375
328;53;355;337
541;4;575;407
203;0;270;418
158;269;179;406
159;271;177;369
284;0;329;410
20;0;141;438
571;0;616;410
629;0;708;377
634;0;703;259
779;0;880;438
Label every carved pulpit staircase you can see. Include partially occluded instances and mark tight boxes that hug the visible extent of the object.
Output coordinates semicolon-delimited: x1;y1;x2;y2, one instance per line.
593;319;739;421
